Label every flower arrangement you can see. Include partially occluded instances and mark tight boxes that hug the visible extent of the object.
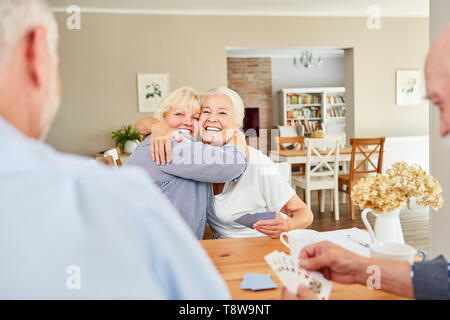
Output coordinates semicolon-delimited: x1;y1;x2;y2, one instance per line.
351;162;443;213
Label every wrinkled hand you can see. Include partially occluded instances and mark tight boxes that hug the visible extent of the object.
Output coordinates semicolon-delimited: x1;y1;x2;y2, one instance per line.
282;285;318;300
150;123;183;165
298;241;366;285
253;215;289;239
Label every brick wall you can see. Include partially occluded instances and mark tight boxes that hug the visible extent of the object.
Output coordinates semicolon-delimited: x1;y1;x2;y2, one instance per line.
227;57;274;152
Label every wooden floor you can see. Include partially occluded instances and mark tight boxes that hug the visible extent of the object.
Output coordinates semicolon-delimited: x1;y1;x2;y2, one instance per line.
304;189;430;254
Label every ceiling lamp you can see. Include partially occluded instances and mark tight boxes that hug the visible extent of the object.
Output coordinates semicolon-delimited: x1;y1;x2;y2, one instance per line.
293;50;323;68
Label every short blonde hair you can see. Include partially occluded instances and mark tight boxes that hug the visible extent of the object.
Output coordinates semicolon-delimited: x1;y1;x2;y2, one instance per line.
202;87;245;128
154;86;201;121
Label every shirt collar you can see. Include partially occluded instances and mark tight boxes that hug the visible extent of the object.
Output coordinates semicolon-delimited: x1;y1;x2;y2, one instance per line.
0;116;23;138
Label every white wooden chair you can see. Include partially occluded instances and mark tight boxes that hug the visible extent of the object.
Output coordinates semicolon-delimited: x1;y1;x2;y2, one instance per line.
325;133;347;203
103;147;122;167
292;138;341;220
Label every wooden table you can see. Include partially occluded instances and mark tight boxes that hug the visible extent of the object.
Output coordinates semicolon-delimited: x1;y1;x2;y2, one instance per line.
269;147;379;165
200;237;405;300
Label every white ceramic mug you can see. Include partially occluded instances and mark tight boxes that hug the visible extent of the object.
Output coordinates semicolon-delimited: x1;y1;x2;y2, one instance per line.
370;242;426;264
280;230;320;258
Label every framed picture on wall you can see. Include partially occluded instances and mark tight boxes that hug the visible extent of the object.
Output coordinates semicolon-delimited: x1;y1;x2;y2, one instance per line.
396;70;421;106
137;73;169;113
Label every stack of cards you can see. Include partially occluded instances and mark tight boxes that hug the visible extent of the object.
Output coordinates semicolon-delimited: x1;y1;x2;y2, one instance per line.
264;250;332;300
234;212;276;229
240;273;278;291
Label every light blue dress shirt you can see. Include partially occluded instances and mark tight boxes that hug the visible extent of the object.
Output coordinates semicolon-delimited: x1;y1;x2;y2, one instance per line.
0;117;230;299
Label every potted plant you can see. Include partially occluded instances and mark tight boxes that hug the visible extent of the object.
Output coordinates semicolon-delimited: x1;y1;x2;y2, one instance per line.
352;162;443;244
111;125;142;154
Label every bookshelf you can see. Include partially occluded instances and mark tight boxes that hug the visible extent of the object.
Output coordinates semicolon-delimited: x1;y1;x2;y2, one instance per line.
278;87;346;136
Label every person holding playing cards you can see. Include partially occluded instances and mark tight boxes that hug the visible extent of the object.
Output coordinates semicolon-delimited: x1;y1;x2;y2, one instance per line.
135;87;314;239
283;24;450;301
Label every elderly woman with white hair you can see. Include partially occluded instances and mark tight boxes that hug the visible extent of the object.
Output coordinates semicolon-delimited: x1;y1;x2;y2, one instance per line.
126;86;248;240
137;87;313;239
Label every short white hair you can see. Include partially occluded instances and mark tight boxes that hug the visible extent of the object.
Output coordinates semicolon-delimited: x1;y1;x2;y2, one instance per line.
203;87;245;128
0;0;58;81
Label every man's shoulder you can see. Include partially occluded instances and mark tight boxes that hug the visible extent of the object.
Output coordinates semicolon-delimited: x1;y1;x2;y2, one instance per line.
57;152;157;198
3;138;159;204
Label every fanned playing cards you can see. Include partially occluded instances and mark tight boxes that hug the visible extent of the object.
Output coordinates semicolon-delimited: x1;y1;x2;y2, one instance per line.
234;212;276;229
264;250;333;300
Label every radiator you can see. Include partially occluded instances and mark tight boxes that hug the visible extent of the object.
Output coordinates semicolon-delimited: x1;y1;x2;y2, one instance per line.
382;136;429;174
381;136;430;213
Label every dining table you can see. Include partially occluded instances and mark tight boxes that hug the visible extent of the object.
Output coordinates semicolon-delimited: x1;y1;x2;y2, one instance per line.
200;236;405;300
269;146;380;165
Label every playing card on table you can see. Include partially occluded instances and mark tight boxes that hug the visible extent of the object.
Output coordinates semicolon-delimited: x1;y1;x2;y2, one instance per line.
234;211;276;229
264;250;332;300
240;273;278;291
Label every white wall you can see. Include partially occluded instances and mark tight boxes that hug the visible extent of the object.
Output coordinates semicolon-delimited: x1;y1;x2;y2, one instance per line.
429;0;450;258
47;13;428;155
271;56;345;125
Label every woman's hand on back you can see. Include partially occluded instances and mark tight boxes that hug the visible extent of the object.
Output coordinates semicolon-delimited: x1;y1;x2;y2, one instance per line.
150;122;183;165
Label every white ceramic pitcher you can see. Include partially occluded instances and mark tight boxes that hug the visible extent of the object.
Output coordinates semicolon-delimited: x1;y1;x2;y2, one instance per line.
361;208;405;244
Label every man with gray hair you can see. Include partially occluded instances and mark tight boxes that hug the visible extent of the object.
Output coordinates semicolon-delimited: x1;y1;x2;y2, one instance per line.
283;24;450;300
0;0;230;299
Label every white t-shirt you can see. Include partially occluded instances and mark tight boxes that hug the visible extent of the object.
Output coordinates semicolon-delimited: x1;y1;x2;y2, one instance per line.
207;146;296;238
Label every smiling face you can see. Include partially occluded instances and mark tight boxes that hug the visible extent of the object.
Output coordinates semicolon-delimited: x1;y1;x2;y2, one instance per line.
199;93;239;146
164;104;199;137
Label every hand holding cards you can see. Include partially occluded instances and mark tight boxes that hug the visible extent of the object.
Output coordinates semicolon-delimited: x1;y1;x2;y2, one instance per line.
264;250;332;300
234;211;276;229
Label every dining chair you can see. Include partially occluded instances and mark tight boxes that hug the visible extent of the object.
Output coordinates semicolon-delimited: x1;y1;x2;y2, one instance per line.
292;138;342;220
275;135;306;176
325;133;347;202
104;147;122;167
275;136;305;152
338;137;386;220
97;155;115;167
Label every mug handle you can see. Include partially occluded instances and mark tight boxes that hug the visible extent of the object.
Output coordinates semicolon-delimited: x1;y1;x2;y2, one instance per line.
361;208;380;244
280;232;290;249
416;249;426;262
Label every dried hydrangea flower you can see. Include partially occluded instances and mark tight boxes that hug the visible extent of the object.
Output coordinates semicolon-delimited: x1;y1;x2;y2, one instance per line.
351;162;443;213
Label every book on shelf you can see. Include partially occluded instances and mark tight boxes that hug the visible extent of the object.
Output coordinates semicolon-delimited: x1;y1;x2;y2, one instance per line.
287;107;321;120
300;120;321;133
326;95;345;104
287;93;321;105
327;106;346;118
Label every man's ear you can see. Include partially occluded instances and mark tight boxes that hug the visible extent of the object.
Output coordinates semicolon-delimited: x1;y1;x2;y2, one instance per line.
24;25;50;89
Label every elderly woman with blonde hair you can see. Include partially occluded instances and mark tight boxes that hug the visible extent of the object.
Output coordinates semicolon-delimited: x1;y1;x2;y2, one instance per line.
136;87;313;239
125;86;248;239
